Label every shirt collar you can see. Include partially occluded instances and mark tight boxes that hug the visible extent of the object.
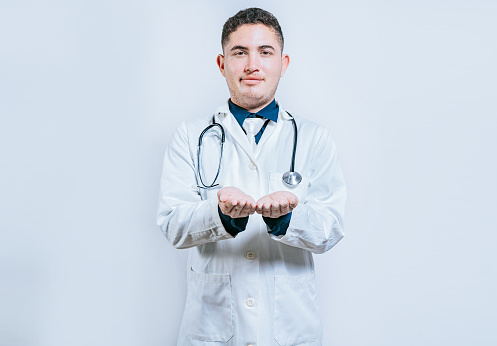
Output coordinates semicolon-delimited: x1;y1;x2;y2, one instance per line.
228;99;279;128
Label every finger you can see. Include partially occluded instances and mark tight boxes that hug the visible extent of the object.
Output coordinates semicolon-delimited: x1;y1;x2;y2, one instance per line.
255;199;264;209
234;199;248;215
240;202;253;217
249;197;256;208
231;199;245;216
270;202;280;217
225;197;238;209
280;203;290;215
238;196;249;207
289;197;298;209
248;204;256;215
246;196;257;208
278;197;289;215
263;203;272;217
249;201;257;212
255;198;266;212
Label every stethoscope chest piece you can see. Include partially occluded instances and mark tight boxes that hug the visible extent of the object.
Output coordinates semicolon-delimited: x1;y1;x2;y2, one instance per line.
282;171;302;186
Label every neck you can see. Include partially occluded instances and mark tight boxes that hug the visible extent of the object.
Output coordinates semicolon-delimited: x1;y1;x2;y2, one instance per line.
230;98;274;113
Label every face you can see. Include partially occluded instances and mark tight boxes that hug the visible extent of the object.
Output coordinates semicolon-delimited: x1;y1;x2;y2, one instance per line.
217;24;290;113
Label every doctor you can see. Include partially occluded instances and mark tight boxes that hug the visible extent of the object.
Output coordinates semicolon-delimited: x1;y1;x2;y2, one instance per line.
157;7;346;346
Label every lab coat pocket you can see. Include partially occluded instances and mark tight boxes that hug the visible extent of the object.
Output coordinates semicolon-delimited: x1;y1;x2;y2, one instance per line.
268;172;309;203
274;272;320;346
185;267;233;342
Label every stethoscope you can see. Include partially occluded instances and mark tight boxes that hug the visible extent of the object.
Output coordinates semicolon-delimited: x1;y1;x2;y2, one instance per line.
197;112;302;189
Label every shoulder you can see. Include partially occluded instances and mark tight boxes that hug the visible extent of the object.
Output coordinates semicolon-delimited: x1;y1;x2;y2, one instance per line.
279;107;330;141
179;102;230;134
173;115;218;141
278;105;339;159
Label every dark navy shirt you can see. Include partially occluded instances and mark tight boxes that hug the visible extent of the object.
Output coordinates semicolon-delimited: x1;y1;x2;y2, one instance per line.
219;99;291;238
229;99;279;144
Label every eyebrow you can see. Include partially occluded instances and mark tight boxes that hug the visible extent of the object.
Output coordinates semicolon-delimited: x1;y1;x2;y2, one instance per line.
230;45;248;51
230;45;276;52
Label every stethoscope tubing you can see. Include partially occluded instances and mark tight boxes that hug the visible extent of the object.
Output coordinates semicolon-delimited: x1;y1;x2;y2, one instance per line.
197;112;299;188
197;117;225;189
288;112;298;173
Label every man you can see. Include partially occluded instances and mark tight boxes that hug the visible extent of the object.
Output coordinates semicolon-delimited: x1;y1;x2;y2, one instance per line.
157;8;346;346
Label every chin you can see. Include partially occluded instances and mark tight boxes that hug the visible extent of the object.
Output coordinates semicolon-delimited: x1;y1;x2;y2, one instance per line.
245;90;268;100
231;88;274;109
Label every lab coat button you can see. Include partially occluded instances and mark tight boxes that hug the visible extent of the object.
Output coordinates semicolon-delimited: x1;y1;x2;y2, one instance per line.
248;162;256;170
245;251;256;260
246;298;255;307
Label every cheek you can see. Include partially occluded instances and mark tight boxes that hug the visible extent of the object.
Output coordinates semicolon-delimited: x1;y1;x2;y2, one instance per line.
263;61;283;78
224;70;241;85
226;60;244;74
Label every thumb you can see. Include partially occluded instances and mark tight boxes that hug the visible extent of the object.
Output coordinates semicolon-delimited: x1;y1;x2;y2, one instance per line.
218;191;229;202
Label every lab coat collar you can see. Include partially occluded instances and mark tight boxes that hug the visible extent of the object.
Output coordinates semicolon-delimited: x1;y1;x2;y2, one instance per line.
214;100;293;123
213;101;253;159
213;100;293;161
228;99;279;128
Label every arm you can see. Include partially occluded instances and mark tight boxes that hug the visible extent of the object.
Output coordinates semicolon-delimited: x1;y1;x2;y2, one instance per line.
268;128;346;254
156;122;232;249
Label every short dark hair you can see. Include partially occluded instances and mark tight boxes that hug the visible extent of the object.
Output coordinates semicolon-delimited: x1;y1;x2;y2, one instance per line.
221;8;284;52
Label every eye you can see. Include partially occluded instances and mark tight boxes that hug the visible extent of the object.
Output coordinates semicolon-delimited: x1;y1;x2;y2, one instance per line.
261;50;273;56
233;51;247;56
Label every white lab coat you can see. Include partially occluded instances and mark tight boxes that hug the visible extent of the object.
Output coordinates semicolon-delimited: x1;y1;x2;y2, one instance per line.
157;101;346;346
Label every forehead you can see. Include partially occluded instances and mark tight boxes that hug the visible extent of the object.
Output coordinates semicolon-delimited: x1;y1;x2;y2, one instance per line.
224;24;281;50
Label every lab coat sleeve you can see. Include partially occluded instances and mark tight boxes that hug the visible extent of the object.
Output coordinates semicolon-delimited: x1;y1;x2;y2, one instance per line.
156;122;233;249
270;127;346;254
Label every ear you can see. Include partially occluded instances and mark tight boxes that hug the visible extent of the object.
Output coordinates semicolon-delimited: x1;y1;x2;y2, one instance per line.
280;54;290;77
216;54;226;77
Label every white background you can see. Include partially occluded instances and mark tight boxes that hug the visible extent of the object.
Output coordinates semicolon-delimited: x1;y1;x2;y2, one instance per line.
1;0;496;345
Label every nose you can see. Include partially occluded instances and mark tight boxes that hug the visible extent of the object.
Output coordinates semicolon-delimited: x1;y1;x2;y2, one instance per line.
245;53;260;73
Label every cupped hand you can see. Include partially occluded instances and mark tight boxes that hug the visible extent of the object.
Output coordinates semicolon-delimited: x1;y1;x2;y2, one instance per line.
217;187;257;218
256;191;298;218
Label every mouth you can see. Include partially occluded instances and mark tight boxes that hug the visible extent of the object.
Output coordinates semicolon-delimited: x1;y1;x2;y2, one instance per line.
241;76;263;85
